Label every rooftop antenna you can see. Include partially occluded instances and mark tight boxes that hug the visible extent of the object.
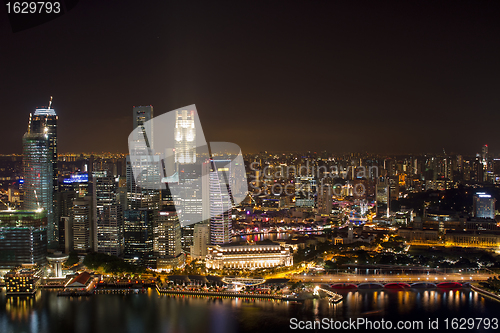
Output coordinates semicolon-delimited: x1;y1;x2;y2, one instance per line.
48;96;53;109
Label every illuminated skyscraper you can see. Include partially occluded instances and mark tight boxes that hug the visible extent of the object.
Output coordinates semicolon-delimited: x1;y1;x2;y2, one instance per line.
172;109;199;252
175;110;196;165
24;103;58;246
22;132;54;242
127;106;161;210
209;160;233;245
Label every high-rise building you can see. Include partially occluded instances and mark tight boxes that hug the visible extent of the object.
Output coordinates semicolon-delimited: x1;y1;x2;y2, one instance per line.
190;221;210;259
153;210;182;257
376;177;389;217
209;160;233;245
473;192;495;219
127;106;161;210
27;105;58;246
93;171;123;256
29;107;58;192
132;106;153;140
0;210;48;269
123;209;154;265
72;196;93;253
174;110;196;165
317;185;332;216
22;132;55;243
153;209;184;270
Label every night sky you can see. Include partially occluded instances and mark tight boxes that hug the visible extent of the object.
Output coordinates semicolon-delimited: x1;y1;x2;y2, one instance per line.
1;1;500;155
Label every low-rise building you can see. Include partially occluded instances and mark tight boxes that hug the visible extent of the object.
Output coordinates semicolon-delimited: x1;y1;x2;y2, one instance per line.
206;241;293;270
64;272;96;292
4;268;42;295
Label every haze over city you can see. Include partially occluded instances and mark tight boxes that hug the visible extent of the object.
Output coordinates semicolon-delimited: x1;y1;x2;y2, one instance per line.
2;1;500;154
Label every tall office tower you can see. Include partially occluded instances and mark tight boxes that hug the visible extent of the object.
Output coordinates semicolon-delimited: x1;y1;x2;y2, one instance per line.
482;145;489;181
127;106;161;210
22;132;55;244
27;105;58;245
317;185;332;216
0;210;48;269
175;110;196;165
294;176;316;207
123;209;154;265
209;160;233;245
72;196;93;253
133;106;153;139
93;171;123;256
172;110;199;252
176;163;203;252
190;221;210;259
375;177;389;217
473;192;496;219
153;210;181;257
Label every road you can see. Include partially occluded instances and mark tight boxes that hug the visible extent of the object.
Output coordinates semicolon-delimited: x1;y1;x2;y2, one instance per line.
287;273;493;283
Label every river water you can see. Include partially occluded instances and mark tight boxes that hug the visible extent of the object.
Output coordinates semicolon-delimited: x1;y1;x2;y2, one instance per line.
0;289;499;333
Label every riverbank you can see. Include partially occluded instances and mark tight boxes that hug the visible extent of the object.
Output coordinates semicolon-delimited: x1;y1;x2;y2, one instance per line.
471;284;500;302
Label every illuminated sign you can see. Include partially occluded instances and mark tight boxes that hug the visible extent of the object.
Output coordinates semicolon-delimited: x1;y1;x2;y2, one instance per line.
63;173;88;184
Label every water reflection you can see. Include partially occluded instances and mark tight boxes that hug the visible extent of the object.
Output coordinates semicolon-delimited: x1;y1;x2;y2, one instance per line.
0;289;499;333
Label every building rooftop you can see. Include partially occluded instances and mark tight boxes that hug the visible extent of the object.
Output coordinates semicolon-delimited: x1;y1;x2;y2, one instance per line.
34;108;56;116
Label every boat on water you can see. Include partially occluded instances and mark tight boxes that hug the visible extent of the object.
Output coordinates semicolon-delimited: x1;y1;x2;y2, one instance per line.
330;283;358;290
436;282;462;289
411;282;437;289
384;282;411;289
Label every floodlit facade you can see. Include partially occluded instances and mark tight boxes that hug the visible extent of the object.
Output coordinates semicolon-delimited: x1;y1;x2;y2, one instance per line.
205;242;293;270
174;109;196;165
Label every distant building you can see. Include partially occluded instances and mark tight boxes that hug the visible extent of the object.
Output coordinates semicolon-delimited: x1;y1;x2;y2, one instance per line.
190;222;210;259
317;185;332;216
473;192;495;219
445;231;500;248
0;210;47;269
205;241;293;270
